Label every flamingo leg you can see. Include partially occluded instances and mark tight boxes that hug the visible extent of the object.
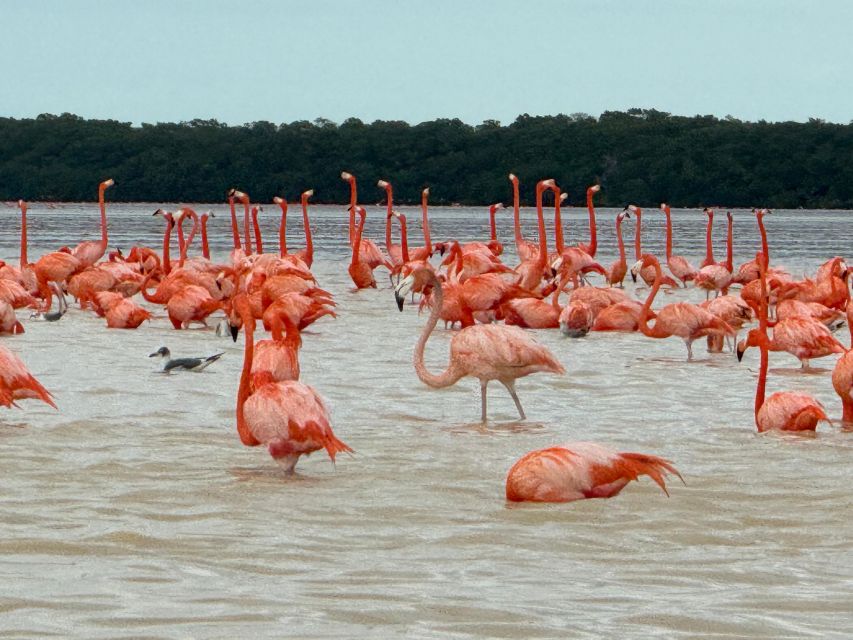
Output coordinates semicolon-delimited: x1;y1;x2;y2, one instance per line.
686;340;695;361
480;380;489;422
502;379;526;420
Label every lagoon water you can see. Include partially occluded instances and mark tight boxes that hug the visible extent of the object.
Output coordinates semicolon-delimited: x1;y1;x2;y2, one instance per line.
1;202;851;638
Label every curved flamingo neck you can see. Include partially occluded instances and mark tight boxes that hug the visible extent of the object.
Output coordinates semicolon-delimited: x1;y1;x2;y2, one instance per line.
616;216;626;264
276;199;288;256
756;212;769;260
638;258;665;338
351;210;365;267
413;270;464;388
510;176;525;251
97;180;111;251
586;188;598;257
399;214;409;262
704;212;715;265
535;184;548;267
552;188;565;253
634;210;643;261
18;202;28;267
421;190;431;252
301;194;313;266
140;270;160;303
236;298;261;447
252;207;263;254
200;215;211;260
488;205;498;243
179;209;200;267
725;214;733;271
162;215;173;274
663;206;673;260
228;197;242;250
755;253;770;427
347;177;357;245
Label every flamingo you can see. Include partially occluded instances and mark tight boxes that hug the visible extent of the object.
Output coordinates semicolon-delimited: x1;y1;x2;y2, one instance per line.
341;172;389;271
252;313;301;388
379;179;405;268
165;284;223;329
551;185;606;284
831;302;853;424
93;291;152;329
736;314;845;369
515;179;552;291
660;203;697;286
577;184;601;257
634;254;734;360
395;267;565;422
694;211;734;299
699;208;716;268
0;200;36;291
349;207;377;289
505;442;682;503
71;178;114;268
0;345;56;409
461;203;504;256
591;300;650;332
630;206;679;288
559;301;595;337
605;210;630;287
200;211;214;260
406;187;433;261
0;301;25;334
230;189;253;257
232;294;352;473
749;252;828;432
225;189;245;261
509;173;539;262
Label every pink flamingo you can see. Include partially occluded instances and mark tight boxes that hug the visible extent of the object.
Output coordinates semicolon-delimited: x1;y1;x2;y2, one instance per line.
832;302;853;424
509;173;539;262
341;172;389;271
349;207;376;289
514;179;552;291
737;314;845;369
251;206;264;254
750;253;828;432
694;211;733;298
0;200;36;291
551;185;605;284
0;345;56;409
505;442;682;503
660;203;697;286
0;301;24;334
699;208;716;268
225;189;244;259
93;291;152;329
406;188;433;261
462;203;504;256
200;212;214;260
605;210;630;287
635;254;734;360
71;179;114;268
252;313;301;389
395;267;564;422
630;206;678;288
379;179;405;268
577;184;601;257
233;294;352;473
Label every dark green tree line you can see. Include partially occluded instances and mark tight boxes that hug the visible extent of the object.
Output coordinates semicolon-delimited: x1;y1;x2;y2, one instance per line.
1;110;852;207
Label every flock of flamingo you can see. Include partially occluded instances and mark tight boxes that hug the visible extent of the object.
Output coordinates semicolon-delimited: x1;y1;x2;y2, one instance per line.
1;172;851;504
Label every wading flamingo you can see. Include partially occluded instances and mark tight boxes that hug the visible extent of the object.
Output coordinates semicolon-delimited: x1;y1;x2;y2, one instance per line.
232;294;352;473
699;208;716;268
831;302;853;424
395;267;565;422
694;211;734;298
577;184;601;257
341;172;388;271
605;210;630;287
750;253;828;432
406;187;433;261
634;254;734;360
660;203;697;286
631;206;678;288
71;179;114;268
514;179;552;291
349;207;376;289
505;442;682;503
509;173;538;262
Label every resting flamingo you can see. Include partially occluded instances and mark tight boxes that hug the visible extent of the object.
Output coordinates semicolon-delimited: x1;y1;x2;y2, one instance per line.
395;267;564;422
749;253;828;432
71;178;114;268
0;301;25;334
634;254;734;360
660;203;697;286
505;442;682;503
232;294;352;473
0;345;56;409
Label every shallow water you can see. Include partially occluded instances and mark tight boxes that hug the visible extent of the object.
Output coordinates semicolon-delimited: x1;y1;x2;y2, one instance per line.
1;202;851;638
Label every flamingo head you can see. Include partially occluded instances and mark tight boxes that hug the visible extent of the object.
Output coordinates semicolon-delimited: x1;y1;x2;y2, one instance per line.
588;184;601;194
377;179;390;189
489;202;504;214
273;196;284;205
17;199;26;211
660;203;669;213
232;190;249;203
627;204;640;214
340;171;353;181
727;211;733;222
101;178;115;189
508;173;518;184
703;207;714;218
559;192;569;203
395;267;433;311
302;189;314;200
422;187;430;197
735;328;763;362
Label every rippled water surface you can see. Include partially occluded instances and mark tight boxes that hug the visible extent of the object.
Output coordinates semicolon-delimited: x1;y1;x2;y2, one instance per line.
1;202;851;638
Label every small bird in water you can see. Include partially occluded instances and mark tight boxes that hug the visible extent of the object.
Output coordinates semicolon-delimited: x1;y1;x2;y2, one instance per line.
149;346;224;373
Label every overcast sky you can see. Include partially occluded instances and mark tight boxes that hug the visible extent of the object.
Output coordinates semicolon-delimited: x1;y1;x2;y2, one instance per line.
3;0;851;126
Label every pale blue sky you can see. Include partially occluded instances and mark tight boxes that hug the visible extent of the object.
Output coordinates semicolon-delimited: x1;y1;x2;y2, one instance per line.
3;0;852;125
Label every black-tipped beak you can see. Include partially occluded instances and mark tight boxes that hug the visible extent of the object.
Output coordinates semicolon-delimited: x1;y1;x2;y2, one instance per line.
631;271;637;283
736;347;744;362
395;291;405;312
438;244;446;256
230;325;240;342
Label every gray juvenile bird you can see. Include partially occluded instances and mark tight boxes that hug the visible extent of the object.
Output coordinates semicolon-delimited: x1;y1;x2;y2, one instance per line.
149;347;224;373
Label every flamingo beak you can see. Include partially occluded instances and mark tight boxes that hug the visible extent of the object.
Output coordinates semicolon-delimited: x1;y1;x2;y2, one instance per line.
736;343;746;362
395;275;415;311
230;324;240;342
